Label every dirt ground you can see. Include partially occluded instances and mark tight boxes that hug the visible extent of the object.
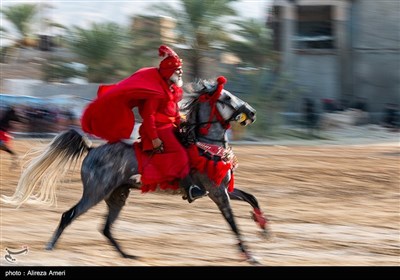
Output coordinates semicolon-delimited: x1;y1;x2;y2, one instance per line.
0;138;399;267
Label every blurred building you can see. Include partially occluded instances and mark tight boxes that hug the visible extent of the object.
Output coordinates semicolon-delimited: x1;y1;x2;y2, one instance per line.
269;0;400;118
132;15;177;46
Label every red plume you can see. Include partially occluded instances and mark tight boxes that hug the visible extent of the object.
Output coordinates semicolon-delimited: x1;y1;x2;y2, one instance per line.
213;76;227;100
217;76;227;85
159;45;178;58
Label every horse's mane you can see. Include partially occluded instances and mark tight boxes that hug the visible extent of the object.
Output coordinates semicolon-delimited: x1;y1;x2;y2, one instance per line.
181;78;219;120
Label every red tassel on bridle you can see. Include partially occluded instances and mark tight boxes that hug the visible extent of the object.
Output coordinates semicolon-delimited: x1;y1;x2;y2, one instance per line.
198;76;229;135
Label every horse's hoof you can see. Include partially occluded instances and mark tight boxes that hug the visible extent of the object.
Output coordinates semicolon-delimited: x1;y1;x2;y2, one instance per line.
250;210;267;230
247;256;262;265
261;226;274;241
45;243;54;251
240;252;262;265
122;254;138;260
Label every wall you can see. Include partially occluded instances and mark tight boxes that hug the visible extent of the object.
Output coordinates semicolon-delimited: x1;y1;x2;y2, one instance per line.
294;53;339;101
351;0;400;114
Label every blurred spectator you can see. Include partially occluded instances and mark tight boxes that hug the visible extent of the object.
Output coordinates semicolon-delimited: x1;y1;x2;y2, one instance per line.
26;106;58;134
382;103;400;131
322;98;338;113
303;98;319;136
351;97;368;112
349;97;369;125
0;105;24;167
336;99;348;111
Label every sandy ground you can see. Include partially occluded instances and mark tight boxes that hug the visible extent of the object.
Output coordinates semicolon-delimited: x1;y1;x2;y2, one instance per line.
0;134;399;267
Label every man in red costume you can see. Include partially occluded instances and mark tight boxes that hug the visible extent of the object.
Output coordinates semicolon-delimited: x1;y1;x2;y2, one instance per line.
81;45;206;202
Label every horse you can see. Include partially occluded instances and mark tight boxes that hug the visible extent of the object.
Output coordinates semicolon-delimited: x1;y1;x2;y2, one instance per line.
1;77;269;264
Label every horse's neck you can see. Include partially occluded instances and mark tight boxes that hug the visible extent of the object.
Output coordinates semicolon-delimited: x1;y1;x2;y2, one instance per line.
196;124;228;148
193;102;229;148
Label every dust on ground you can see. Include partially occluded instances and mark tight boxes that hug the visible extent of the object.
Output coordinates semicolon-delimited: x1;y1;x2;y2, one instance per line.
0;136;399;266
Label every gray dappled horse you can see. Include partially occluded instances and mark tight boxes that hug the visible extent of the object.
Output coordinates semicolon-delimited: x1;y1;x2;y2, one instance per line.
2;77;269;264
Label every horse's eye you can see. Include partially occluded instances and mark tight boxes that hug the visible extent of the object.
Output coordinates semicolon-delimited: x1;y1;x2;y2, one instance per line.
225;95;231;100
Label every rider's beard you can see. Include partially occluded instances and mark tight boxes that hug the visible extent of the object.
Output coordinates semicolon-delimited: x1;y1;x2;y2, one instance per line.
170;73;183;88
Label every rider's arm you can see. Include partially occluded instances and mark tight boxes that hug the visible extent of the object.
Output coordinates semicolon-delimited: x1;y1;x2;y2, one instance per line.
174;104;181;128
141;98;161;145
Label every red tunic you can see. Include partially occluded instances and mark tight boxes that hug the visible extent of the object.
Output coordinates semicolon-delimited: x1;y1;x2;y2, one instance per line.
136;83;190;192
81;67;190;192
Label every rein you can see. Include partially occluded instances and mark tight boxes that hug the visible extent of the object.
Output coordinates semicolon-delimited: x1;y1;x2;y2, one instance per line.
197;93;231;136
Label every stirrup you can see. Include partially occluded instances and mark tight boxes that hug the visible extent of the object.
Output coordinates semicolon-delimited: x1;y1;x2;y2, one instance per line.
129;174;141;184
186;185;208;203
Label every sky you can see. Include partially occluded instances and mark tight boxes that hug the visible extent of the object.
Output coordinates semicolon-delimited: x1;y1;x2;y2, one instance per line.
1;0;271;35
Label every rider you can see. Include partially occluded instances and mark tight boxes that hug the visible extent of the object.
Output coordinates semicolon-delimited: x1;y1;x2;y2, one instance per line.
81;45;206;203
0;105;22;162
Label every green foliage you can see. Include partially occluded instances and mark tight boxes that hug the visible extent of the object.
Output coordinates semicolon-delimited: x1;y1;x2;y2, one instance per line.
1;4;38;43
227;19;274;68
118;20;163;74
66;22;125;82
41;60;85;83
149;0;239;78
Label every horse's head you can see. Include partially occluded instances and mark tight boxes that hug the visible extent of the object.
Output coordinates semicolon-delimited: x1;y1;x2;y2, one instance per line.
215;84;257;127
182;76;256;145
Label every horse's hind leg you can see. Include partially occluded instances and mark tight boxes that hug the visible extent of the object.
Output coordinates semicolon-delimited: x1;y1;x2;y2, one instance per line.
103;184;136;259
46;191;105;250
228;188;270;236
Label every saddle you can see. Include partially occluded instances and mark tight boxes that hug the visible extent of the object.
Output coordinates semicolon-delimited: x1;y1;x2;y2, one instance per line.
195;142;238;169
176;122;238;167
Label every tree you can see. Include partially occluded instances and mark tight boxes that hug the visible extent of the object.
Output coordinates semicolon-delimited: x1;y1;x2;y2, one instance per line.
227;18;275;68
119;16;164;76
67;22;124;82
151;0;239;79
1;3;38;46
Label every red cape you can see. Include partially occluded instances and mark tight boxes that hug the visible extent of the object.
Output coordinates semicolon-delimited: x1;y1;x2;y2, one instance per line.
81;67;169;143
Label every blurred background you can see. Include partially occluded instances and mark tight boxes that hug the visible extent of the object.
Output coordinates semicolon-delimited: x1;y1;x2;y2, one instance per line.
1;0;399;139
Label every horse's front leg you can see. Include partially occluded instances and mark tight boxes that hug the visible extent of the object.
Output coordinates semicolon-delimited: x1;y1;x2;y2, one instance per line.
207;182;259;265
228;188;271;239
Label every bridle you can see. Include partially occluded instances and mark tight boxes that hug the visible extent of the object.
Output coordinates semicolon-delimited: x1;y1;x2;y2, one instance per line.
183;92;246;146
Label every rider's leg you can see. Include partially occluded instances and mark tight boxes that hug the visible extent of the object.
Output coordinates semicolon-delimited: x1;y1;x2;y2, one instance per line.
0;141;15;155
180;174;208;203
1;141;19;169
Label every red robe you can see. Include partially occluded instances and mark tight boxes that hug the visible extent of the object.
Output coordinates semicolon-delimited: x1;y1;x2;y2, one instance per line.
81;67;170;143
81;67;190;192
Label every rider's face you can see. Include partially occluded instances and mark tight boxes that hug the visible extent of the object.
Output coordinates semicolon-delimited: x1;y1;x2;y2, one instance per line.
170;67;183;88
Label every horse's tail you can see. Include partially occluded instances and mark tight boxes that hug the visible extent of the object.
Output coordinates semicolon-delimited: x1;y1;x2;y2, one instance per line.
1;129;92;208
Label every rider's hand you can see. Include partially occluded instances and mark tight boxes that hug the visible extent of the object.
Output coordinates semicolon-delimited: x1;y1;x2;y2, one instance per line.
152;138;164;153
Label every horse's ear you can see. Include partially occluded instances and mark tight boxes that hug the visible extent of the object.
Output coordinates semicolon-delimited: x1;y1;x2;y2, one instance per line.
202;80;213;94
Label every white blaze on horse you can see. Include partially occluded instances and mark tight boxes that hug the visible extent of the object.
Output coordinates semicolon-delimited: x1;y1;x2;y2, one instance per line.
1;77;270;264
